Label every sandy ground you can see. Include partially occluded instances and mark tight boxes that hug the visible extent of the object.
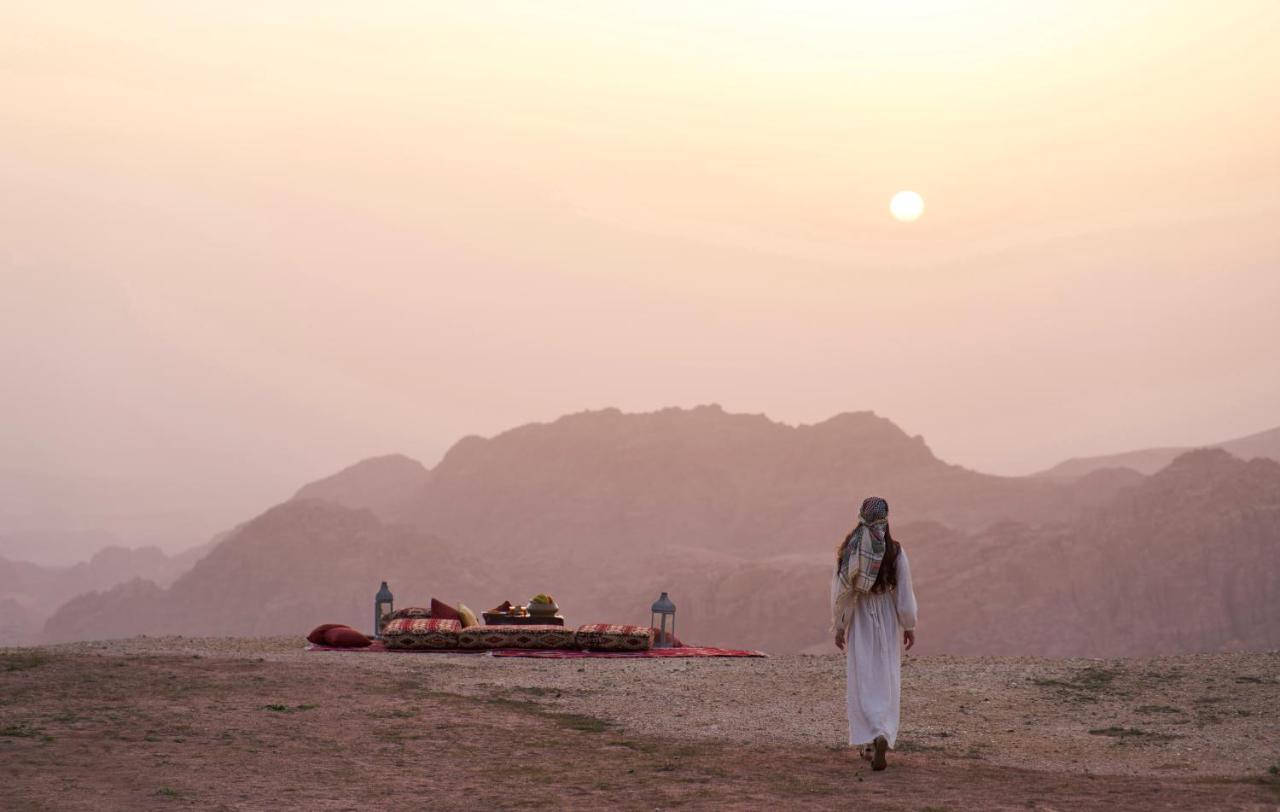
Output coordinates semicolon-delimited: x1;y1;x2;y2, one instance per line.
2;637;1278;810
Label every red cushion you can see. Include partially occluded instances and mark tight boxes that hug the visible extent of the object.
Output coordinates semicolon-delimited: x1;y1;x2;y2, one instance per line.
307;623;344;645
321;626;372;648
430;598;462;622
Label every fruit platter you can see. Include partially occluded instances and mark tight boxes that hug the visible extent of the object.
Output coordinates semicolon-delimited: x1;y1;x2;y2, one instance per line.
483;597;564;626
526;593;559;616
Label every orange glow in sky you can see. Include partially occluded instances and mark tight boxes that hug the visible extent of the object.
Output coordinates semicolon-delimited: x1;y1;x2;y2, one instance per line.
1;1;1278;552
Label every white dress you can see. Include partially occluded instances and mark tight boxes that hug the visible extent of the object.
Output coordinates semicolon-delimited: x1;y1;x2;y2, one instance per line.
831;548;918;748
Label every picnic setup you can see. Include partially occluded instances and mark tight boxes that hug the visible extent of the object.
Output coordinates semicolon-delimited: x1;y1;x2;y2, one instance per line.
306;583;765;659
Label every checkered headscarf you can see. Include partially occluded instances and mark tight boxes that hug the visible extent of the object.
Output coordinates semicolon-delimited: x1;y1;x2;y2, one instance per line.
836;496;891;599
859;496;888;526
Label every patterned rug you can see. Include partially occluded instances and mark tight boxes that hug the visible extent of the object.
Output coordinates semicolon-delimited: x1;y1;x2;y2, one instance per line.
305;642;765;658
491;647;766;659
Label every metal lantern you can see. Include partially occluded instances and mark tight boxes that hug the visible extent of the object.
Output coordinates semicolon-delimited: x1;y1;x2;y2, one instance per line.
650;591;677;649
374;581;394;638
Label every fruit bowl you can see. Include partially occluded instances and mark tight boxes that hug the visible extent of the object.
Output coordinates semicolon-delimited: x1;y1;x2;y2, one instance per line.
526;595;559;616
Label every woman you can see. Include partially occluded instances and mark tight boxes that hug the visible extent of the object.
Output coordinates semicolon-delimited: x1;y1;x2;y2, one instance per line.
831;496;918;771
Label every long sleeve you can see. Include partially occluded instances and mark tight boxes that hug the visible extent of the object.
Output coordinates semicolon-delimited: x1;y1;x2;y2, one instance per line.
831;569;853;634
895;549;918;631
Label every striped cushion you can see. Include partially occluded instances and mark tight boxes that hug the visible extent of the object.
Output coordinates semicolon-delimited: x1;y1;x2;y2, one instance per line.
456;624;576;650
382;617;461;650
575;624;654;651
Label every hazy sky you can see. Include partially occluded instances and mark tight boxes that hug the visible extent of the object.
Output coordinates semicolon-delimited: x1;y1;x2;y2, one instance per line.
3;2;1278;559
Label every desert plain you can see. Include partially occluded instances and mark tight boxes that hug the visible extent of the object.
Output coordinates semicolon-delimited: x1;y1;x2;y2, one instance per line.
2;638;1278;811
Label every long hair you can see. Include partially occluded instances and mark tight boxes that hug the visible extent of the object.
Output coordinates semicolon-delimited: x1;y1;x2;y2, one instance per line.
835;526;901;593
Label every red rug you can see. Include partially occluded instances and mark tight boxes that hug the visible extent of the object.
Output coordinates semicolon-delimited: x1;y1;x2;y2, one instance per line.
306;641;475;654
491;646;765;659
306;642;765;658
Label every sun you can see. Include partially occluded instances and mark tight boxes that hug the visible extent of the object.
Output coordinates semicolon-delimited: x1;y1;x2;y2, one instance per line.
889;190;924;222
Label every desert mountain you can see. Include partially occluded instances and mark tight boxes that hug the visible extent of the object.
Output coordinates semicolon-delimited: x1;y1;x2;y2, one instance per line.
923;449;1280;656
584;449;1280;656
384;406;1142;559
1034;425;1280;479
44;501;479;642
41;407;1280;656
0;542;211;645
292;454;432;515
0;466;259;566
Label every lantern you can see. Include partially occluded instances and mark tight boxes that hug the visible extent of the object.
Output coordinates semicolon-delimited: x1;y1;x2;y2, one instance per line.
650;591;677;649
374;581;394;638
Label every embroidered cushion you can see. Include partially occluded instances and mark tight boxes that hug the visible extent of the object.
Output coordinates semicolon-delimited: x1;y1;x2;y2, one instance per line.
323;625;372;648
575;624;655;652
430;598;463;622
456;624;577;650
382;617;462;650
387;606;432;621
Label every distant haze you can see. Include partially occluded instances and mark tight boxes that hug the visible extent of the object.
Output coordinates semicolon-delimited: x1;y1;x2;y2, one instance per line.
2;3;1278;561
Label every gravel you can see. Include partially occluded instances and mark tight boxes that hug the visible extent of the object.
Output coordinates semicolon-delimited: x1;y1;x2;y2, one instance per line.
35;636;1280;779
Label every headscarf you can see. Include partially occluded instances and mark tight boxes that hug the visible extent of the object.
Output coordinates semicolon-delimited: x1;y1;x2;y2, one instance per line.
832;497;890;630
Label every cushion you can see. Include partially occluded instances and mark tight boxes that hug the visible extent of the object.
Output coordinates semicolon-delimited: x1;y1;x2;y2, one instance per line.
382;617;462;650
457;624;577;650
322;626;372;648
575;624;654;652
430;598;462;622
307;623;344;645
457;603;480;628
387;606;432;621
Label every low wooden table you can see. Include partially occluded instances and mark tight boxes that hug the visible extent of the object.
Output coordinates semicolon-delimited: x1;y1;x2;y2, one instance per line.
482;612;565;627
